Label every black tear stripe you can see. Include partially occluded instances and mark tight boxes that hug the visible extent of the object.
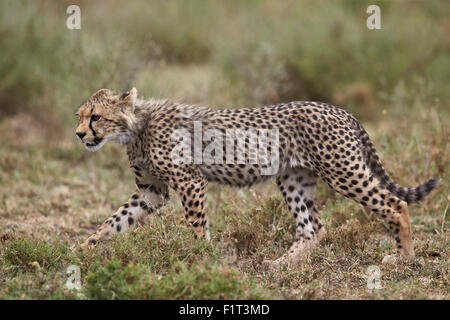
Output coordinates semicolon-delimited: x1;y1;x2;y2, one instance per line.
89;115;97;137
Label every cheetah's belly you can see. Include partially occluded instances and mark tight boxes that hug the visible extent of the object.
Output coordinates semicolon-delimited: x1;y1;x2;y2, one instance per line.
198;163;280;187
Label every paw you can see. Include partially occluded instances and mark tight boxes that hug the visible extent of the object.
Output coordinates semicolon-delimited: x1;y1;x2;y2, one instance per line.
80;241;93;251
398;246;415;258
80;236;99;250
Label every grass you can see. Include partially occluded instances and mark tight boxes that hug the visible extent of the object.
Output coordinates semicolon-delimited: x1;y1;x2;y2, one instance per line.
0;101;447;299
0;0;448;299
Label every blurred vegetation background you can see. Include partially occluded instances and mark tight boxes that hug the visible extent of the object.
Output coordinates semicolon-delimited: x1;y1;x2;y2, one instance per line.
0;0;448;300
0;0;449;129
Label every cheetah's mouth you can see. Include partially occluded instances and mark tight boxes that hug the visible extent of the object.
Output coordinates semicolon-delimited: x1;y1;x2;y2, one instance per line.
85;137;106;151
86;142;99;147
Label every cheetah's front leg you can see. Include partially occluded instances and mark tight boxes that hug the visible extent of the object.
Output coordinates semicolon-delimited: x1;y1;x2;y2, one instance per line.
169;167;210;240
81;172;169;248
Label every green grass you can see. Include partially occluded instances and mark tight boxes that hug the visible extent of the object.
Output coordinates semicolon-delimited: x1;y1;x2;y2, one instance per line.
0;0;448;299
83;259;271;300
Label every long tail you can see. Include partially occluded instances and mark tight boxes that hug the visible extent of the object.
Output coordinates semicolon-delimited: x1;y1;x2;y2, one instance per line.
353;120;440;204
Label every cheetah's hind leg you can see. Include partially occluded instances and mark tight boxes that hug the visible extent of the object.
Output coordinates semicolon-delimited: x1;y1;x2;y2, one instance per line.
263;168;325;270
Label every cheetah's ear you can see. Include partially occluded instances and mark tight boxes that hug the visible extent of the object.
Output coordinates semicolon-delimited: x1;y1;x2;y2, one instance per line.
120;87;138;104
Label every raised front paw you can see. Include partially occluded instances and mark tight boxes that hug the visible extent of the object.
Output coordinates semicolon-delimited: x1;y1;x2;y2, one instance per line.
80;234;100;250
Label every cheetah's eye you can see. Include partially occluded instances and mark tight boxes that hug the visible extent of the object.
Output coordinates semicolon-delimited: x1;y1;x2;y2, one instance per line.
91;114;101;122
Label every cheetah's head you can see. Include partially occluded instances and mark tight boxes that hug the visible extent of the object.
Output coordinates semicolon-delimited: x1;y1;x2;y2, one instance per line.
75;88;139;151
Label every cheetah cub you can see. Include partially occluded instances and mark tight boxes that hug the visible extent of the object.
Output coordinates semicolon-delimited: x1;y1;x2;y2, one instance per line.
75;88;440;268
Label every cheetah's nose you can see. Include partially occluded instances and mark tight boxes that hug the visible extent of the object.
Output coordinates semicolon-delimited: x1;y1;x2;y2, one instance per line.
76;132;86;140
